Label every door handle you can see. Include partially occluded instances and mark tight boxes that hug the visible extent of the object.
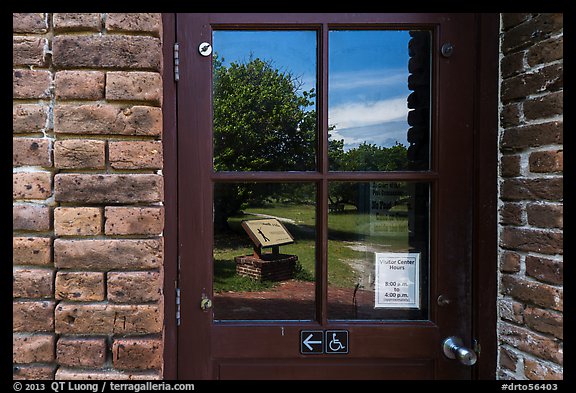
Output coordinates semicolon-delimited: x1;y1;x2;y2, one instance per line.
442;336;477;366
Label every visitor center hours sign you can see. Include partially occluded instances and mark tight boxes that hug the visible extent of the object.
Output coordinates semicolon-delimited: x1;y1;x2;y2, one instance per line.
374;252;420;309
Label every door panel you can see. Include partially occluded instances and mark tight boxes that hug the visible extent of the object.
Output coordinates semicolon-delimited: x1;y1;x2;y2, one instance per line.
177;13;476;380
218;359;434;380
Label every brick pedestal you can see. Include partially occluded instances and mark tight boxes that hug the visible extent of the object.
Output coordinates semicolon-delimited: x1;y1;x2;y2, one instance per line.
235;254;298;281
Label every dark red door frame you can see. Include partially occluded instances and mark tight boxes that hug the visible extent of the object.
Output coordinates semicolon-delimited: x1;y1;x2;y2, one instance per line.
161;12;499;380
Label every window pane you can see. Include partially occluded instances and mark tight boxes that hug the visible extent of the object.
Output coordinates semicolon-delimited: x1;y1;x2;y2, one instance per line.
328;30;431;171
327;182;429;320
212;31;318;172
213;182;317;321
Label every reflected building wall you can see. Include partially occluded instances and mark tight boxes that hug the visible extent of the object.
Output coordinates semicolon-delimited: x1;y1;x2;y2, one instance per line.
407;31;431;310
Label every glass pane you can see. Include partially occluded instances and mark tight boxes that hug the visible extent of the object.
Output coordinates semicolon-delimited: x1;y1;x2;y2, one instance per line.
328;30;431;171
212;31;318;172
213;182;317;321
327;182;429;320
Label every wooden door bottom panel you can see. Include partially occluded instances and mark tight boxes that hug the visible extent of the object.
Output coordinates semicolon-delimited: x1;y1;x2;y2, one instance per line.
216;358;434;380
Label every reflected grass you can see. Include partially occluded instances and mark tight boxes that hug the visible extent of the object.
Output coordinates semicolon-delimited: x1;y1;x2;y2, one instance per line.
214;202;409;292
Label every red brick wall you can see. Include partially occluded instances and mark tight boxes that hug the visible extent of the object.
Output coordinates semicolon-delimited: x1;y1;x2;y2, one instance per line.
498;13;563;380
13;13;165;380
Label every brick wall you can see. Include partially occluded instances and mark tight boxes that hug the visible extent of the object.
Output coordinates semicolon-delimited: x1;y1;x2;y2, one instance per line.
13;13;165;380
498;13;563;379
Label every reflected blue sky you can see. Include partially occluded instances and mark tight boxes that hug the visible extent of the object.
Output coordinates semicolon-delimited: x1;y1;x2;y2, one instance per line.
213;30;413;151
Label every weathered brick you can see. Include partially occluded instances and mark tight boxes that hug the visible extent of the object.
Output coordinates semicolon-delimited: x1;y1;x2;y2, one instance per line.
499;251;521;273
112;337;163;370
55;271;105;301
105;13;162;35
501;51;525;79
501;13;533;31
524;359;563;380
502;13;563;54
499;203;523;226
499;322;563;364
54;207;103;236
500;178;563;202
53;139;106;169
501;274;562;311
55;174;163;204
527;203;563;228
13;13;48;33
527;35;563;67
13;300;55;332
106;71;162;103
13;69;51;99
500;226;562;255
13;334;55;363
52;34;161;70
57;337;106;368
526;255;563;285
524;91;563;121
54;104;161;136
13;365;56;380
55;303;162;334
109;140;163;169
498;298;524;324
54;70;105;100
13;203;50;232
529;150;563;173
13;172;52;200
501;63;563;103
13;138;52;167
500;103;521;128
13;268;53;298
13;104;49;133
108;271;161;303
53;13;101;32
13;237;52;266
105;206;164;235
54;238;163;270
499;347;518;372
55;368;161;380
524;306;563;339
13;36;47;67
501;121;563;151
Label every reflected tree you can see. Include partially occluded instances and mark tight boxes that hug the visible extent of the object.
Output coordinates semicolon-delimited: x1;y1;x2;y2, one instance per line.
213;56;317;229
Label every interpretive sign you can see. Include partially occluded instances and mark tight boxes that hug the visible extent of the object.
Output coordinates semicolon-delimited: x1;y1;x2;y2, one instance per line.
374;252;420;309
241;219;294;249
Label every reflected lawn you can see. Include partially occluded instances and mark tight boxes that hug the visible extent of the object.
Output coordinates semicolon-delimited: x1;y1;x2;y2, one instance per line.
214;203;409;293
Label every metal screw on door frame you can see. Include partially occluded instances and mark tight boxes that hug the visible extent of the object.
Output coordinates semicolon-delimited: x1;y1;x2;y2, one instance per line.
199;42;212;57
441;42;454;58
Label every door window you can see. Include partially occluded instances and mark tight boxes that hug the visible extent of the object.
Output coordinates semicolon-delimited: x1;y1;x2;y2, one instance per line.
211;28;432;322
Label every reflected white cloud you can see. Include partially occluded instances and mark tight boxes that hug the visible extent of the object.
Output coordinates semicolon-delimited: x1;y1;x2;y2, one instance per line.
328;95;410;151
330;68;407;91
329;120;409;151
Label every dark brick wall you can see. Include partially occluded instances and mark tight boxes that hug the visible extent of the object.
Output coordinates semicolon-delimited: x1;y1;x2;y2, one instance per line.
498;13;563;380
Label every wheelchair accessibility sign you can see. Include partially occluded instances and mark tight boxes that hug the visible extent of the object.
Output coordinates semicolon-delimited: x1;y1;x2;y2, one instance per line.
325;330;348;354
300;330;348;354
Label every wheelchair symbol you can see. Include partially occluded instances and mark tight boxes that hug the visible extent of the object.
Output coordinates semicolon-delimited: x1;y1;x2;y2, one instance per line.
325;330;348;354
328;333;345;351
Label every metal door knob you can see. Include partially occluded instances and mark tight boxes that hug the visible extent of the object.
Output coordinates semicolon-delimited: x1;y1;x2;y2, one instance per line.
442;336;477;366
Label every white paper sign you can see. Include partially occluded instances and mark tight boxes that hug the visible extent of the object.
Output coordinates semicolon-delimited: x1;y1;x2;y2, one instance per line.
374;252;420;309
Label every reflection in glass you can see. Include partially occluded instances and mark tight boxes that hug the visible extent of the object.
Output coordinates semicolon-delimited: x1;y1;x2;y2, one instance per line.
213;182;316;321
328;30;431;171
212;31;318;172
327;182;429;320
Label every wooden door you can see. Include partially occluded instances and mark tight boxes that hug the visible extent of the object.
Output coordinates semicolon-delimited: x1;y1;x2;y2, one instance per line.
176;13;482;380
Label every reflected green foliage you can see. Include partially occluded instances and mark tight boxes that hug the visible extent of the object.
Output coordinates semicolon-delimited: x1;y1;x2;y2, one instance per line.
213;55;317;172
213;55;317;228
